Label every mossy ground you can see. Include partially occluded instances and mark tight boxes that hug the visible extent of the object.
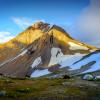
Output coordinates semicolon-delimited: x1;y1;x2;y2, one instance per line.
0;77;99;100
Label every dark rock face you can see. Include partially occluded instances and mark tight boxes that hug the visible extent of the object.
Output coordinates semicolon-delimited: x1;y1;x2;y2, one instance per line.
48;64;60;72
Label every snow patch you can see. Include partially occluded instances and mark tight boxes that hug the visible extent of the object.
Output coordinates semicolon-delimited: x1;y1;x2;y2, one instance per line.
31;57;42;68
49;47;65;66
68;42;88;50
60;53;86;68
49;47;85;67
90;49;96;52
95;76;100;79
70;52;100;71
82;61;100;74
0;49;28;67
11;49;28;61
0;58;12;67
31;69;50;77
19;49;28;56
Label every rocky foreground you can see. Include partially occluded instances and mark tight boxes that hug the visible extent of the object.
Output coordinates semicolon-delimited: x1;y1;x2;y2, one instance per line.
0;77;100;100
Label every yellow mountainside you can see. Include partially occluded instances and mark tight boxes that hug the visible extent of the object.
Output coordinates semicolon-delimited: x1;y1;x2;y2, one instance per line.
48;25;98;50
0;24;44;63
0;22;99;64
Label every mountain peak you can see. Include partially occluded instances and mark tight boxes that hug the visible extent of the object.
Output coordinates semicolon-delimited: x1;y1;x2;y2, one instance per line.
31;21;50;31
0;22;99;77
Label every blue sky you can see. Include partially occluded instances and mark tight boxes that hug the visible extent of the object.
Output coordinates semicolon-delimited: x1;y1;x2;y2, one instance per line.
0;0;100;47
0;0;89;33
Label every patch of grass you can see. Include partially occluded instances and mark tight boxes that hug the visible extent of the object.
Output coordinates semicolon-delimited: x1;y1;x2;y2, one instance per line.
95;78;100;81
0;77;99;100
6;91;23;98
64;87;82;95
4;79;14;84
15;88;33;93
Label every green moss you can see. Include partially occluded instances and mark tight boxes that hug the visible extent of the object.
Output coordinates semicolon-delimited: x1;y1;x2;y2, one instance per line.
64;88;82;95
15;88;33;93
0;77;99;99
6;91;23;98
95;78;100;81
4;79;14;84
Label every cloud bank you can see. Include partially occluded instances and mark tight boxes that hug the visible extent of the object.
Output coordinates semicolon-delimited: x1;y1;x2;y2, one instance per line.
12;17;34;29
71;0;100;47
0;17;45;43
0;32;15;43
12;17;45;29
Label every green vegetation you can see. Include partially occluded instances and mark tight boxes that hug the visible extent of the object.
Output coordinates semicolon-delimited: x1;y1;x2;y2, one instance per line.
0;77;99;100
95;78;100;81
64;87;82;95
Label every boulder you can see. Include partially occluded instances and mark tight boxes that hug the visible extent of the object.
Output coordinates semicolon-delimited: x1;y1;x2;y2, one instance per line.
82;74;94;81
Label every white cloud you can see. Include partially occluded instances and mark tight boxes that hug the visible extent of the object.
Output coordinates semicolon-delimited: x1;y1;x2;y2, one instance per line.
78;0;100;34
0;32;15;43
12;17;45;29
12;17;34;29
0;17;45;43
72;0;100;47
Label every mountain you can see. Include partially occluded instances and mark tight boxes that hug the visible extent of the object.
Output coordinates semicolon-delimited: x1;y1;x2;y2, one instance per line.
0;22;45;64
0;21;99;78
